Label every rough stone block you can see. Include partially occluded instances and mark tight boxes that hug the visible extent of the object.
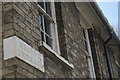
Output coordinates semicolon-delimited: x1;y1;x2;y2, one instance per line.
3;3;13;11
3;73;15;78
2;67;14;76
13;4;25;17
3;29;14;38
3;23;13;31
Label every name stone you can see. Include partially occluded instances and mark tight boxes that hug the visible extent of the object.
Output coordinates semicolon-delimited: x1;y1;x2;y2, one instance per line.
4;36;44;72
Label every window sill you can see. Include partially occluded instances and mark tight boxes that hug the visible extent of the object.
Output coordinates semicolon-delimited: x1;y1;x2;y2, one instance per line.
40;42;74;70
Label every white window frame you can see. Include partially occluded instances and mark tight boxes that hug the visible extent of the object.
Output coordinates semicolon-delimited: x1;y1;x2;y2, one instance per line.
82;27;96;78
37;0;61;54
37;1;74;69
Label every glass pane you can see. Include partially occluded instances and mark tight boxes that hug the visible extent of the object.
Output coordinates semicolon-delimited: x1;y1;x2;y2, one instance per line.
44;18;51;36
38;2;45;9
85;41;88;52
46;35;52;48
41;31;45;41
39;15;44;30
45;2;51;16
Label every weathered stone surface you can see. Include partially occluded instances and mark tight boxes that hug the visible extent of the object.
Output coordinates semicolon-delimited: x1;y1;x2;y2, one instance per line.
1;2;120;79
2;3;13;12
55;2;89;78
4;36;44;72
3;73;15;78
3;29;14;38
2;2;40;50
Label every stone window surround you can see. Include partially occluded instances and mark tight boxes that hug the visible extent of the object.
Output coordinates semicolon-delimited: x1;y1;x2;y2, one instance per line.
37;2;74;69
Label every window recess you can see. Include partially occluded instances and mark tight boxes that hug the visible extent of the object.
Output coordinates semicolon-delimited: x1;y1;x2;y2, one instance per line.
37;1;74;69
38;1;53;49
82;27;96;78
37;1;61;54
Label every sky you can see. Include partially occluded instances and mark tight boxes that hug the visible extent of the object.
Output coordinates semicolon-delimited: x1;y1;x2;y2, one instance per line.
97;2;118;34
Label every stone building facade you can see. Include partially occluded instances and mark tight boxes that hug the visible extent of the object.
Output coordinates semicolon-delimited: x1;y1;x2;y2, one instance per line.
0;1;120;79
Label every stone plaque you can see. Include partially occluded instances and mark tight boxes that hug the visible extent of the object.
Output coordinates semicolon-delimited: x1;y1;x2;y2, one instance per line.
4;36;44;72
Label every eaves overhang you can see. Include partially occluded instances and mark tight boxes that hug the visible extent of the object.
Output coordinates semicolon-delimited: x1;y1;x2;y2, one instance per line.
89;1;120;47
76;1;120;46
89;1;120;66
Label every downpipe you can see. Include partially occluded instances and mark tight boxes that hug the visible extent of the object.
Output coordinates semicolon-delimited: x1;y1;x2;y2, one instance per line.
104;31;113;80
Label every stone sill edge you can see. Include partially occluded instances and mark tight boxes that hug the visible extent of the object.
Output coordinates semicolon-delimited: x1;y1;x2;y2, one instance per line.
41;42;74;69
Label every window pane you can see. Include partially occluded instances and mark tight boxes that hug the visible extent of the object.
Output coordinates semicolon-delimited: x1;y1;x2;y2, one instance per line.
38;2;45;9
41;31;45;41
38;2;53;48
46;35;52;48
39;15;44;30
44;18;51;36
85;41;88;52
45;2;51;16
